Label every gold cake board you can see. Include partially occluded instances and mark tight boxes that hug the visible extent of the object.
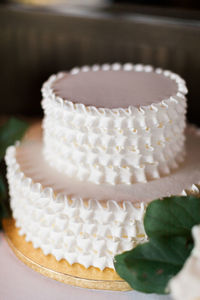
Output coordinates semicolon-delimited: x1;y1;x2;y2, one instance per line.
3;218;131;291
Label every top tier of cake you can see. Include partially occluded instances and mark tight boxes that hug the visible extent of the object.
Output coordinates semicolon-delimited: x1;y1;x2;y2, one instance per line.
41;63;187;185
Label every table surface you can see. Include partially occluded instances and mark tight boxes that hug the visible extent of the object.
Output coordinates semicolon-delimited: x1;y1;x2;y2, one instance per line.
0;233;171;300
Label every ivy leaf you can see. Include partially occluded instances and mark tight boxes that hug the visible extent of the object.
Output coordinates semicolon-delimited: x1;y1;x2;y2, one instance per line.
0;174;8;229
114;196;200;294
115;236;193;294
144;196;200;238
0;174;7;201
0;118;28;228
0;118;28;160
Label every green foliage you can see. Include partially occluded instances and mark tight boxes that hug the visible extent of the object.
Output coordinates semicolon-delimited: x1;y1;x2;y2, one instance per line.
144;196;200;238
0;175;8;229
0;117;28;160
114;196;200;294
0;118;28;227
0;175;6;201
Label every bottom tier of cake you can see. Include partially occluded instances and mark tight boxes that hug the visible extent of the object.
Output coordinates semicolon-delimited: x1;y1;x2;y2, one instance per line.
4;123;200;290
3;218;130;291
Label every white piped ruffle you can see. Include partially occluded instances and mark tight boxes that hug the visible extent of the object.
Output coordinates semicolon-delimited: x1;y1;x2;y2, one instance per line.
41;64;187;185
5;131;200;270
5;145;147;270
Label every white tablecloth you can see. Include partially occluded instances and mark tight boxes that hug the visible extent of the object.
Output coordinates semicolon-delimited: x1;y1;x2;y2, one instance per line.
0;233;171;300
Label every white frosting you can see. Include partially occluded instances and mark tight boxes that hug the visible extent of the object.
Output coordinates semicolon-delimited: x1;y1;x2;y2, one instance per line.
10;125;200;204
169;225;200;300
5;145;147;270
5;125;200;271
41;64;187;185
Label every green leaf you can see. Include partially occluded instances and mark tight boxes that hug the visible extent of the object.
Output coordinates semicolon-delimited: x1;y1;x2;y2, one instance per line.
0;118;28;160
114;196;200;294
0;117;28;228
144;196;200;238
0;175;8;229
0;203;5;230
0;174;7;201
115;236;193;294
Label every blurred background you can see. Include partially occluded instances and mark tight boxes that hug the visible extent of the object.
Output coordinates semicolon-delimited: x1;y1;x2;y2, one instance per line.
0;0;200;124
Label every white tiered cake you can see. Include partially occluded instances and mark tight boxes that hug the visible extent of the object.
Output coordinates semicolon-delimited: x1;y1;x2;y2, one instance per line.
5;64;200;288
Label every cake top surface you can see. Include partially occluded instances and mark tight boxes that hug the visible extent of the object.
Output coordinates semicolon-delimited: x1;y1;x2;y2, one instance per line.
52;69;178;109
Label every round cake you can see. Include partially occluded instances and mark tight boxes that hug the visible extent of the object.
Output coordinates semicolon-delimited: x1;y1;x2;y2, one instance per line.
5;63;200;290
42;64;187;185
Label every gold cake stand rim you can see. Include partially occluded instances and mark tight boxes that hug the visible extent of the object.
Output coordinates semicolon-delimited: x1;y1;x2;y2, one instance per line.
3;218;131;291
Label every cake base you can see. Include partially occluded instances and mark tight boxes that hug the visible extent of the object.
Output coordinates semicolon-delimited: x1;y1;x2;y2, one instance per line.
3;218;131;291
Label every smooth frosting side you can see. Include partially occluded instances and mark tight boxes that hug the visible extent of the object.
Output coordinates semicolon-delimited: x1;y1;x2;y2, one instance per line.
5;145;147;270
169;225;200;300
42;64;187;185
52;69;178;109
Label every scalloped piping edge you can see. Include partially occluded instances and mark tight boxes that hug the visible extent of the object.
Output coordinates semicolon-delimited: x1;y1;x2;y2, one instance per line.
41;63;188;118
